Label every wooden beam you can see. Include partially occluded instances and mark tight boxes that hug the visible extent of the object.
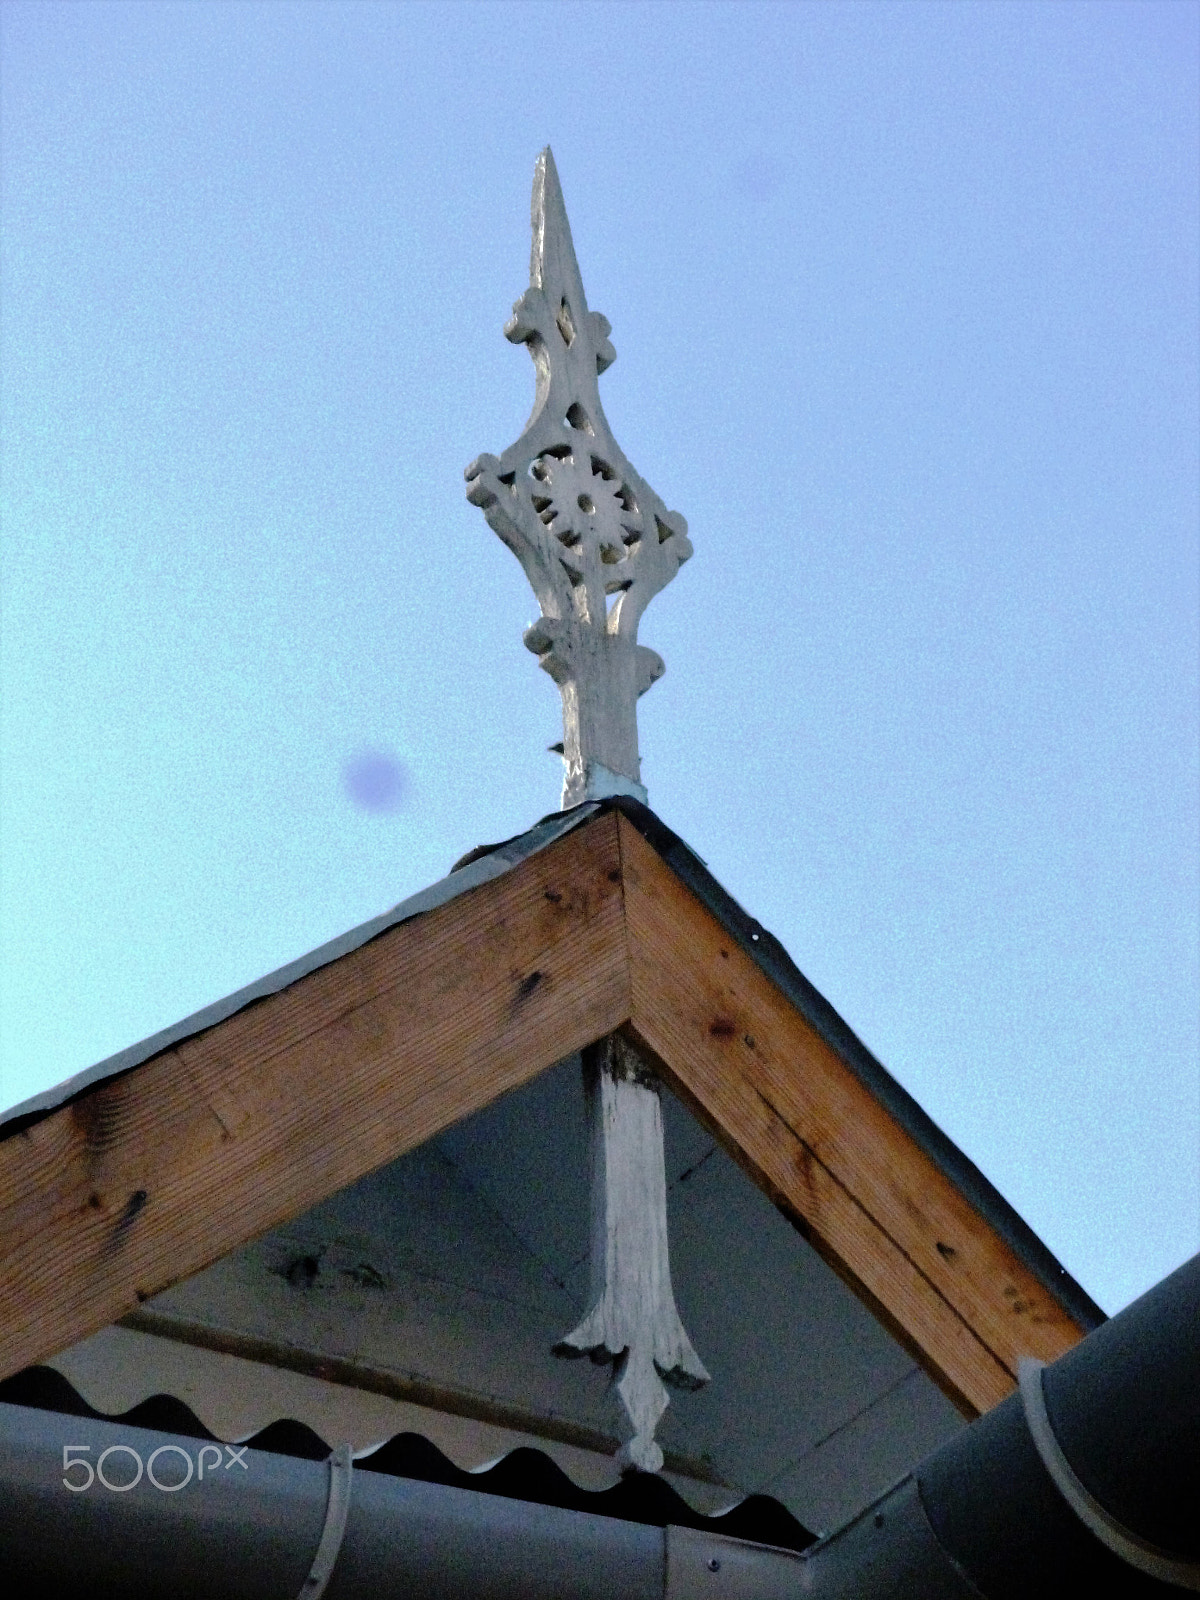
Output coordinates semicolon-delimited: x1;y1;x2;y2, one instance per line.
618;814;1088;1416
0;813;631;1380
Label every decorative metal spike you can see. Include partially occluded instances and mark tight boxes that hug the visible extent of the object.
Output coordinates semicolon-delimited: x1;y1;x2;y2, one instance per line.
465;147;692;808
554;1037;709;1474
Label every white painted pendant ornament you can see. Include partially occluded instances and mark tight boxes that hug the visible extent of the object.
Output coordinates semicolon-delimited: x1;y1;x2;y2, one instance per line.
556;1038;709;1472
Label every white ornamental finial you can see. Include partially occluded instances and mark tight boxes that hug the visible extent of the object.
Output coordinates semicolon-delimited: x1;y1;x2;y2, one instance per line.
466;147;692;807
467;151;706;1474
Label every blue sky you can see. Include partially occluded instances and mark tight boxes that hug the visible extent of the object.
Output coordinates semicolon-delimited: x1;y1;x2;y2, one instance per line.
2;0;1196;1315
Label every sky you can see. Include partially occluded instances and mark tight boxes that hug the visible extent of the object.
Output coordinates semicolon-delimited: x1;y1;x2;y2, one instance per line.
1;0;1196;1317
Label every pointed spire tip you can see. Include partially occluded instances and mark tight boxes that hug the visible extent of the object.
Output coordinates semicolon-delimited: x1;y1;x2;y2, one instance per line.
530;144;579;298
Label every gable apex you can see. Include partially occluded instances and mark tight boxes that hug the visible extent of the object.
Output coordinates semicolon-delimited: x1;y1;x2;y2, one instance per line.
0;801;1101;1417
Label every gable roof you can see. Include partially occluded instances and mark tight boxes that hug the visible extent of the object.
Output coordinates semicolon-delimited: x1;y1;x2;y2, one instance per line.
0;799;1102;1416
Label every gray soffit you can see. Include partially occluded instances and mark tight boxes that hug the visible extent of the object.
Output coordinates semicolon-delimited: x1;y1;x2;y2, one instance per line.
55;1059;965;1532
0;795;1104;1338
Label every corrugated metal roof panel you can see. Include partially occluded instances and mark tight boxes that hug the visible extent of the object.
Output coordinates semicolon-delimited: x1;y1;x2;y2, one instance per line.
0;1365;816;1554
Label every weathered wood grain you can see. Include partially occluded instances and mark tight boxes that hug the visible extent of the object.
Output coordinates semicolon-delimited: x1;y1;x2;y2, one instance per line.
2;804;1089;1417
0;813;630;1379
618;815;1087;1416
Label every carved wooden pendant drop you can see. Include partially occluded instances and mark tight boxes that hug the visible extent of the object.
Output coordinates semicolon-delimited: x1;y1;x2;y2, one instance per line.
555;1038;709;1473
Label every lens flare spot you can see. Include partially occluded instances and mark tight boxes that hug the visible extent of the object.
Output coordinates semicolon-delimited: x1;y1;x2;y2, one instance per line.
342;750;408;813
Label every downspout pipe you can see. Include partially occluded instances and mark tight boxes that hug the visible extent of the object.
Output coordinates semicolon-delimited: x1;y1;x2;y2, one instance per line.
800;1250;1200;1597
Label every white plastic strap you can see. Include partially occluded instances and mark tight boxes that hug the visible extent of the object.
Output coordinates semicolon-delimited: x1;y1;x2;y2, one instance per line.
297;1443;354;1599
1019;1358;1200;1590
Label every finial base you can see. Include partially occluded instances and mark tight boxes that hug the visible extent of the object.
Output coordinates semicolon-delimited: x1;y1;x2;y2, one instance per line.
571;761;648;808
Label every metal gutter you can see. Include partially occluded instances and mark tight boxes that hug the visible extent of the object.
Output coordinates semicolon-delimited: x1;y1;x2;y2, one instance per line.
0;1399;806;1599
2;1253;1195;1597
0;1398;661;1599
798;1249;1200;1597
